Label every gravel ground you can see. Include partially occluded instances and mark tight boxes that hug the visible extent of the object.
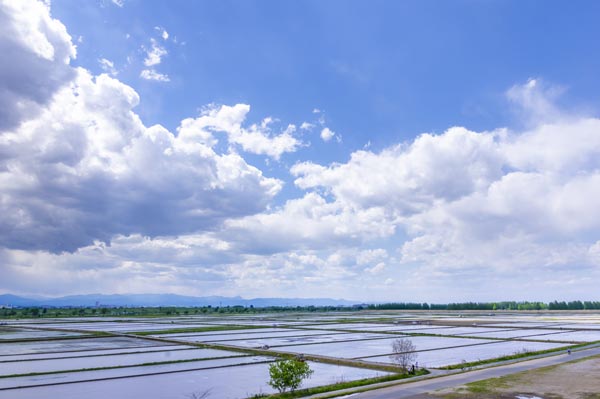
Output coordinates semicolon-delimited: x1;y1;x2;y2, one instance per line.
430;355;600;399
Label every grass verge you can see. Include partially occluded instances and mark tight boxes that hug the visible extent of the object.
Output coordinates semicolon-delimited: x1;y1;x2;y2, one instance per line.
440;353;600;398
246;369;429;398
441;342;594;370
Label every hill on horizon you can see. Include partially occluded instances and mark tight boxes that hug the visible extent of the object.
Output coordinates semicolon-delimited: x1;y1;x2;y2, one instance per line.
0;293;359;308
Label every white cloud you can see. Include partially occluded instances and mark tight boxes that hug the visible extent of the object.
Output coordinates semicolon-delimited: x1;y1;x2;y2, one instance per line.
506;78;565;124
143;38;167;67
0;0;76;131
155;26;169;40
0;59;281;252
140;69;169;81
3;2;600;302
177;117;219;148
293;126;505;214
221;193;396;255
291;81;600;283
502;118;600;174
300;122;314;130
320;127;335;142
356;249;388;266
0;242;379;298
182;104;302;159
365;262;386;274
589;241;600;266
111;0;124;7
98;58;117;76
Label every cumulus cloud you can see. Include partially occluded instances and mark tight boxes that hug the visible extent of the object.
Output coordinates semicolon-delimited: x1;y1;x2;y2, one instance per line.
320;127;335;142
220;192;396;256
143;38;167;66
292;81;600;279
140;69;169;81
3;0;599;301
0;1;288;254
293;126;505;214
139;36;169;81
0;241;392;298
0;0;76;131
180;104;302;159
0;69;282;252
0;243;232;297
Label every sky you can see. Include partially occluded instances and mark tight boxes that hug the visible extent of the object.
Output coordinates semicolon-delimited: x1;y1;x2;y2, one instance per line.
1;0;600;302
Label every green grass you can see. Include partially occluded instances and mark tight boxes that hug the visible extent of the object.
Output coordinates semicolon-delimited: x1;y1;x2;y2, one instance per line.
437;371;540;398
440;342;594;370
246;369;429;398
465;377;512;393
439;354;600;399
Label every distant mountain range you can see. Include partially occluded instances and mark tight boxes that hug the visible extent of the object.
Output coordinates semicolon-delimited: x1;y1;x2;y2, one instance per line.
0;293;359;308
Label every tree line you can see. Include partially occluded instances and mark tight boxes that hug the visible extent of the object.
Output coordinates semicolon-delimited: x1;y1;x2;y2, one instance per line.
368;300;600;311
3;300;600;319
0;304;359;318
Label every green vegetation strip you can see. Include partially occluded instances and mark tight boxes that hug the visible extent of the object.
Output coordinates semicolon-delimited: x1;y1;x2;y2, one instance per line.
441;342;595;369
0;360;276;392
456;354;600;396
0;354;255;379
401;331;578;345
205;331;354;342
246;369;429;399
200;343;407;374
126;332;406;373
462;377;511;395
215;335;412;349
288;326;496;340
0;331;110;343
129;325;266;335
0;347;195;363
296;327;579;346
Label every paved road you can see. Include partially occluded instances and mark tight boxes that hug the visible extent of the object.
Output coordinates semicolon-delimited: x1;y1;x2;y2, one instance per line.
334;346;600;399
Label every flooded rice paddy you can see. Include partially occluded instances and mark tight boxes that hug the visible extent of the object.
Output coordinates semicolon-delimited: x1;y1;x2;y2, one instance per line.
2;311;600;398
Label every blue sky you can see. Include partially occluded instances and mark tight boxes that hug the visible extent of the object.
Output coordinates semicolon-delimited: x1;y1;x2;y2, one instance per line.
1;0;600;301
52;0;600;200
54;0;600;135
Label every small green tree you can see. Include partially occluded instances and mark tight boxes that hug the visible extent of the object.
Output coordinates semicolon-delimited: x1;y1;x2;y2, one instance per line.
268;359;313;393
